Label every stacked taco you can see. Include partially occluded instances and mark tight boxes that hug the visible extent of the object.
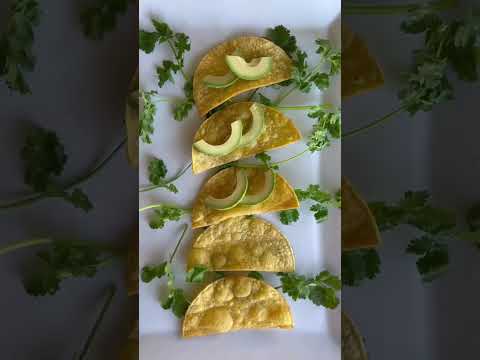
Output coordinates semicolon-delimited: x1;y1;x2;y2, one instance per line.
181;35;302;337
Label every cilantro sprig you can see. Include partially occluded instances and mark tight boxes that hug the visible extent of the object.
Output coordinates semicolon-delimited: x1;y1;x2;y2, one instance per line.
342;249;381;287
80;0;130;40
139;203;190;230
140;158;191;193
280;185;341;225
0;238;121;296
0;126;126;212
277;271;341;309
0;0;40;94
141;224;191;317
343;4;480;139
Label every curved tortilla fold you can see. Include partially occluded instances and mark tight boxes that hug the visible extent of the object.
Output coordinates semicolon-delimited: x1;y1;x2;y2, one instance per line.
188;216;295;272
183;276;293;337
192;167;299;228
193;36;293;116
192;102;301;174
342;177;381;250
342;25;384;98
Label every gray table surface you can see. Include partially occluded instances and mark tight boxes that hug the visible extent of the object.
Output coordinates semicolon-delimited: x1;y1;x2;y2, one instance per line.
343;1;480;359
0;1;138;359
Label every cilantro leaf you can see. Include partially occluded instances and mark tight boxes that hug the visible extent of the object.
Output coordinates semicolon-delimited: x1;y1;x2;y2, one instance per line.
406;236;449;281
307;106;341;152
342;249;381;287
185;265;208;283
80;0;130;40
0;0;40;94
157;60;181;88
148;206;187;229
139;20;173;53
255;152;279;170
277;271;341;309
266;25;298;57
21;126;67;192
162;288;189;318
279;209;300;225
141;261;171;283
64;188;93;212
247;271;264;281
139;90;157;144
173;78;194;121
147;158;178;193
290;185;340;224
24;240;114;296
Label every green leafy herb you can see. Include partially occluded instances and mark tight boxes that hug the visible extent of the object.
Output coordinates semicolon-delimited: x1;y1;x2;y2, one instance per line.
277;271;341;309
157;60;181;87
307;106;341;152
162;288;189;318
280;185;340;224
147;205;188;229
248;271;264;281
80;0;130;40
255;153;279;170
185;265;208;283
0;0;40;94
406;236;449;281
141;261;171;283
173;78;194;121
16;239;118;296
266;25;298;57
139;20;174;53
342;249;381;287
147;158;178;193
139;90;158;144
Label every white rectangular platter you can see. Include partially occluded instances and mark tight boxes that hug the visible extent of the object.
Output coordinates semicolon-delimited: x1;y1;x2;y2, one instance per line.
139;0;341;359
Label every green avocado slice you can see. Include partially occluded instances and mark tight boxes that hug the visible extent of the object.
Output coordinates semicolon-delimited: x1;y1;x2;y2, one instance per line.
239;103;265;147
225;55;273;80
240;169;276;205
193;120;243;156
205;169;248;210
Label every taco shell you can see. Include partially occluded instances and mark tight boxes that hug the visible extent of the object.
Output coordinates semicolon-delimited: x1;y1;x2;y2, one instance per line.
183;276;293;337
192;167;299;228
193;36;293;116
192;102;301;174
342;25;384;98
188;216;295;272
342;178;381;250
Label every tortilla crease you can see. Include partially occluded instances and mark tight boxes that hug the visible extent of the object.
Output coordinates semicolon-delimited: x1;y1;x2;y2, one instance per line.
183;276;293;337
192;168;299;229
342;25;384;98
342;178;381;250
188;216;295;272
192;102;301;174
193;36;293;116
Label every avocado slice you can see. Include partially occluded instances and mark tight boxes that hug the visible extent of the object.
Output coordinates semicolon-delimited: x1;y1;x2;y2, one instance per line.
193;120;243;156
205;169;249;210
225;55;273;80
239;103;265;147
240;169;276;205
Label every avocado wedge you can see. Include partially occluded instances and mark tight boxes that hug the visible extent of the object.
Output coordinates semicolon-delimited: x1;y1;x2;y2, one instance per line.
225;55;273;81
239;103;265;146
193;120;243;156
240;169;276;205
205;169;248;210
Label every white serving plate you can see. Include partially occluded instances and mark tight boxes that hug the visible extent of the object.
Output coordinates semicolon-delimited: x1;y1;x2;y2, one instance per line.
139;0;341;358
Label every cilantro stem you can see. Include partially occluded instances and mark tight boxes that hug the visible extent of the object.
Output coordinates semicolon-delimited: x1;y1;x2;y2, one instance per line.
139;203;191;213
344;0;458;15
275;105;321;111
342;106;405;139
170;224;188;262
167;40;188;80
0;135;127;210
139;161;192;193
273;149;310;166
76;285;116;360
0;238;52;256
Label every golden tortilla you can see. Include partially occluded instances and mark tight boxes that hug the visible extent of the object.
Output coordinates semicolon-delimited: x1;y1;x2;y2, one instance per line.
183;276;293;337
192;102;301;174
188;216;295;272
342;178;381;250
342;312;368;360
193;36;293;116
342;25;384;98
192;167;299;229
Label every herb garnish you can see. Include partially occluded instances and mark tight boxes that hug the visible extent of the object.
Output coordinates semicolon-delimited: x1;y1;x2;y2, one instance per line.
0;0;40;94
342;249;381;287
80;0;130;40
140;158;191;194
139;203;190;230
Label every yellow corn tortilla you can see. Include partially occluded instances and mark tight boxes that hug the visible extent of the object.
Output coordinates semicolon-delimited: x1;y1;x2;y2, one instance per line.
188;216;295;272
342;312;369;360
192;102;301;174
342;178;381;250
183;276;293;337
342;25;384;98
192;167;299;229
193;36;294;116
